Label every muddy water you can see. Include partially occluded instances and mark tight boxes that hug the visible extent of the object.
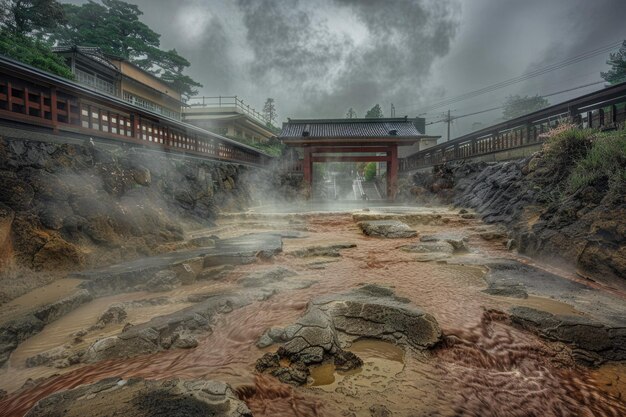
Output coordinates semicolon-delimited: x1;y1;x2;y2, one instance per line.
1;211;625;416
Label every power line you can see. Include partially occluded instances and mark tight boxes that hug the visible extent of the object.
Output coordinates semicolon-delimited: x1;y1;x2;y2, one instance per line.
404;40;622;114
425;79;607;127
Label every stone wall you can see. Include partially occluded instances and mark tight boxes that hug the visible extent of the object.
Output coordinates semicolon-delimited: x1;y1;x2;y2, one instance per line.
0;136;254;272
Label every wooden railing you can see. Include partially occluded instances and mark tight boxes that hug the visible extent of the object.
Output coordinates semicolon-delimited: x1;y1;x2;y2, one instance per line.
400;81;626;171
0;56;272;167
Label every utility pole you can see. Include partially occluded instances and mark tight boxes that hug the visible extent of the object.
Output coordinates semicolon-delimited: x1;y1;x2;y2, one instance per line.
446;109;452;141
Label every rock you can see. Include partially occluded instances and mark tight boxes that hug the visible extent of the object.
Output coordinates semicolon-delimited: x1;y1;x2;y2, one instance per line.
358;220;417;238
25;345;75;368
0;286;87;364
131;165;151;186
315;285;442;350
146;270;181;292
97;304;128;326
370;404;391;417
483;285;528;299
0;176;34;209
172;261;200;285
288;243;357;258
420;233;469;252
171;332;199;349
25;377;252;417
33;289;93;324
256;285;441;385
81;289;255;363
33;237;84;270
509;306;626;364
0;315;45;366
196;265;235;281
401;241;455;254
238;267;297;287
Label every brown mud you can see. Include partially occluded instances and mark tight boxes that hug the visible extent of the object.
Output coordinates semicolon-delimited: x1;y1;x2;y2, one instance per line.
0;211;625;416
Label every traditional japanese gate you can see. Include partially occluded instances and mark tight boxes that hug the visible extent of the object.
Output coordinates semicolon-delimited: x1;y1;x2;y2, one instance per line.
279;117;438;200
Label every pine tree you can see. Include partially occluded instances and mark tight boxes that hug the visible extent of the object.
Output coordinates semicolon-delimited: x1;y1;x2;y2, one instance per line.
601;40;626;85
365;104;384;118
263;98;277;126
346;108;357;118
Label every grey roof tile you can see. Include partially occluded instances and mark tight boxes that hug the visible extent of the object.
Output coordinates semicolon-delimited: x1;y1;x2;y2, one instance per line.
279;118;421;138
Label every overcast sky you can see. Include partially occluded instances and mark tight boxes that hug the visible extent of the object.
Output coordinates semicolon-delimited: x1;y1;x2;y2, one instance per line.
69;0;626;140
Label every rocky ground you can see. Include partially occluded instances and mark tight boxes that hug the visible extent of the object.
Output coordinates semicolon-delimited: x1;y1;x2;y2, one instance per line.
399;127;626;289
0;135;253;303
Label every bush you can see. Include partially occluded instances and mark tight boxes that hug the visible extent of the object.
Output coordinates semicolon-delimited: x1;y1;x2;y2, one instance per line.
364;162;377;181
567;129;626;200
542;127;594;180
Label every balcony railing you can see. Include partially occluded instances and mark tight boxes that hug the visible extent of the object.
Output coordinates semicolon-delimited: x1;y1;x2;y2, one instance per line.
186;95;269;125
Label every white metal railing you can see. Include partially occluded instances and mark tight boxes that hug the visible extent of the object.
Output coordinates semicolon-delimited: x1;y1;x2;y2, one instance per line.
186;95;268;125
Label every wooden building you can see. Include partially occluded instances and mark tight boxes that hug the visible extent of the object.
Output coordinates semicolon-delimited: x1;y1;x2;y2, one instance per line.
53;46;183;120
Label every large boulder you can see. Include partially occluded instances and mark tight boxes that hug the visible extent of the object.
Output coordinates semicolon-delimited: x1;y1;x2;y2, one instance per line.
25;377;252;417
256;285;441;385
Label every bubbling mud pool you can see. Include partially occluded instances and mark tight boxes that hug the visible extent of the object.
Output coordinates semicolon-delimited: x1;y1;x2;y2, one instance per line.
0;209;625;416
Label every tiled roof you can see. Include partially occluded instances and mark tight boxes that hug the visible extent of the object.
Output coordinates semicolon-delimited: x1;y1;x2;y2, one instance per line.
279;118;421;138
52;45;120;72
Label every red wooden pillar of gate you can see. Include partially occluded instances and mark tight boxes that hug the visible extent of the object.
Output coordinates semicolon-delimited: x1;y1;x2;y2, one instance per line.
303;147;312;199
387;144;398;201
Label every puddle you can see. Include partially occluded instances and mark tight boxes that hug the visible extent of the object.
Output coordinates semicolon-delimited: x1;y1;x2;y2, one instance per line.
514;295;585;316
308;339;405;391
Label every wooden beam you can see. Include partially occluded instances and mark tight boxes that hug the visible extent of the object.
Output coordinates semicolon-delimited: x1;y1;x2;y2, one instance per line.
312;155;391;163
309;146;391;153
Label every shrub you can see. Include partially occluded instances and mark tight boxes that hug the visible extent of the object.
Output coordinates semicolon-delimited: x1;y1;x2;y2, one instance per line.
364;162;377;181
567;129;626;200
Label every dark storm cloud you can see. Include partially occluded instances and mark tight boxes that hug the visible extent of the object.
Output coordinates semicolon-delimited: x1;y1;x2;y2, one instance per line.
235;0;460;118
236;0;349;84
312;0;459;117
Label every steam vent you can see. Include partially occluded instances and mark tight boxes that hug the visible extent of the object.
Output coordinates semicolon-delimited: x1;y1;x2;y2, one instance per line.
1;1;626;416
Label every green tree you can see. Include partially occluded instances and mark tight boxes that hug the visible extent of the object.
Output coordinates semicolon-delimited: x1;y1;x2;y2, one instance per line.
0;30;73;77
346;107;357;118
365;104;384;118
364;162;377;181
601;40;626;85
0;0;71;78
0;0;65;36
502;94;549;120
263;98;277;126
54;0;202;97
